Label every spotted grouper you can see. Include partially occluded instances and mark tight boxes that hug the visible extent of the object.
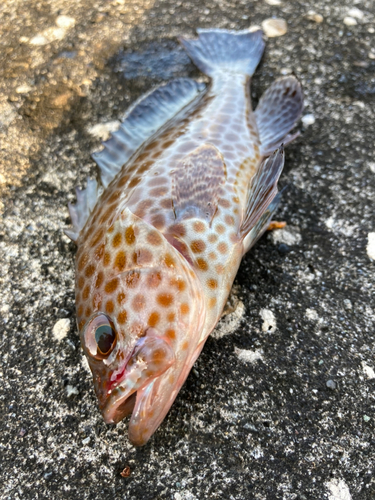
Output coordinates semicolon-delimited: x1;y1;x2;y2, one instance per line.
65;27;303;445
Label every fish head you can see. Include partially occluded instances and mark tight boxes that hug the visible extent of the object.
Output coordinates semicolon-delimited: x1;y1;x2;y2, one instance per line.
76;208;205;444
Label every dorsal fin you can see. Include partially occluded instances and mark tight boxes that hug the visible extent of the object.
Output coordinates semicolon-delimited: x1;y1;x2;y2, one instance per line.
171;143;226;222
92;78;206;187
64;178;101;241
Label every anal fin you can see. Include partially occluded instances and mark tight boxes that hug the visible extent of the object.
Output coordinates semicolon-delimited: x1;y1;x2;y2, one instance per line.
171;143;226;222
92;78;206;187
240;147;285;251
254;76;303;157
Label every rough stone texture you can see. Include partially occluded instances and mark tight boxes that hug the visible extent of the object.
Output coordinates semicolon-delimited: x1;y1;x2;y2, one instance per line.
1;0;374;499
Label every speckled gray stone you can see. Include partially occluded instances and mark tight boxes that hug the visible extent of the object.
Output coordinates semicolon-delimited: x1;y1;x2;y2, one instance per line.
1;1;375;499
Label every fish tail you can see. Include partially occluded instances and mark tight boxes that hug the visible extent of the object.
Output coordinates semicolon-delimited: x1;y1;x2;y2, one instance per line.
179;28;265;77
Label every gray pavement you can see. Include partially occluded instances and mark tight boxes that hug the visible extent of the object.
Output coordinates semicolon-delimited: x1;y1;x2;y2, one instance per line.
1;0;375;499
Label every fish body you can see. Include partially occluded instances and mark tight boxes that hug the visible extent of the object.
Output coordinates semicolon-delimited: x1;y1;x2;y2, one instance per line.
66;28;303;445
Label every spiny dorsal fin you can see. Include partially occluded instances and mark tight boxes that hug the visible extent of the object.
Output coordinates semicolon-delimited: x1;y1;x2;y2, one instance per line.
92;78;206;187
171;143;226;222
254;76;303;156
64;178;102;241
240;147;284;239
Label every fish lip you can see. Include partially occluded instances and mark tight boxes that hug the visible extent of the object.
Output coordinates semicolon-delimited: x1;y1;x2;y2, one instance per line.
101;374;137;424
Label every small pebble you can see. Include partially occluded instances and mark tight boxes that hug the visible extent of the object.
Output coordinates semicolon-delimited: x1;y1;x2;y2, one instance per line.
66;385;79;397
367;233;375;260
277;243;290;254
261;18;288;38
326;379;336;390
82;436;90;445
302;114;315;127
343;17;357;26
16;85;33;94
52;318;70;341
363;415;370;422
307;11;324;23
264;0;282;5
347;8;364;20
55;15;76;29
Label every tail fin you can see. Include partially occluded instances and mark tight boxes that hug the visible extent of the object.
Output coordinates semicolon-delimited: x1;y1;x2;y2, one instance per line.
179;28;265;77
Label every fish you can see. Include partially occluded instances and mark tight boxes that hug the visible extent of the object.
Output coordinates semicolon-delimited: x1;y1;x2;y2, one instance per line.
65;27;303;446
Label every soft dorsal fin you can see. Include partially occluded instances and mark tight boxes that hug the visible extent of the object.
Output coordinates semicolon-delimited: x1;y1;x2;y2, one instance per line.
171;143;226;222
92;78;206;187
240;147;284;242
254;76;303;156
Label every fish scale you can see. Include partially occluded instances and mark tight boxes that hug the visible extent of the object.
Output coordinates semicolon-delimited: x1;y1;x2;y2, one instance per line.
66;27;303;445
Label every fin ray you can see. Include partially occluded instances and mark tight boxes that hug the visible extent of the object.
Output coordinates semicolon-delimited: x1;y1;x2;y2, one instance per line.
254;76;303;156
92;78;206;187
179;28;265;77
240;147;285;240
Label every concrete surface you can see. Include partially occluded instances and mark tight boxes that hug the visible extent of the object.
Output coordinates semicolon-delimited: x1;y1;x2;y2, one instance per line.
1;0;375;499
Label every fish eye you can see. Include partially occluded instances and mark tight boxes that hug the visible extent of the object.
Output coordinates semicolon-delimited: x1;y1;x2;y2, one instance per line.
82;314;117;359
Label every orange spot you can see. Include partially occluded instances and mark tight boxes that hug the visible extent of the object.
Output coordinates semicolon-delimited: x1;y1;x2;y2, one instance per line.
125;270;140;288
165;329;176;340
225;215;235;226
209;297;217;309
117;310;127;324
193;221;205;233
170;277;186;292
105;278;119;294
151;214;165;230
149;186;168;197
181;340;189;351
160;198;172;209
85;264;95;278
157;293;173;307
216;264;225;274
107;225;114;233
133;248;153;265
108;190;121;204
128;177;140;189
217;242;228;254
167;312;175;322
132;294;146;311
103;252;111;267
147;271;162;289
208;252;217;261
114;250;127;272
125;226;135;245
148;311;160;327
106;300;114;314
164;253;175;268
85;306;92;317
77;252;89;272
117;174;129;187
196;258;208;271
230;232;238;244
180;303;190;315
78;319;85;331
219;198;231;208
147;231;163;246
82;285;90;300
207;278;218;289
77;304;83;316
216;224;225;234
94;244;105;260
94;271;104;289
232;196;240;204
190;240;206;254
112;233;122;248
152;348;165;363
78;276;84;288
170;223;186;238
208;234;218;244
117;292;126;305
